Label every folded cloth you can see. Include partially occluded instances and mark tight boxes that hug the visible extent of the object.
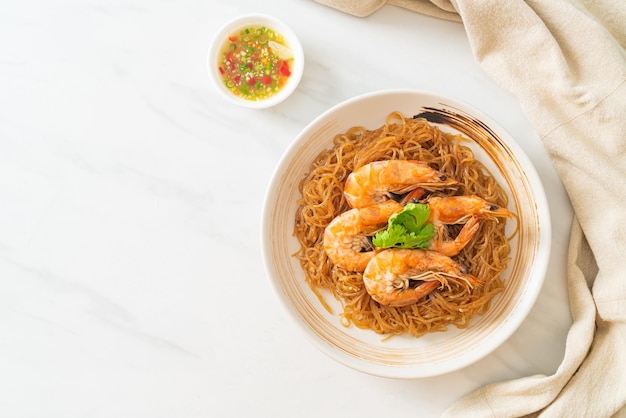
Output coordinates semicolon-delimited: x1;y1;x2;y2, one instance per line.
313;0;461;20
314;0;626;416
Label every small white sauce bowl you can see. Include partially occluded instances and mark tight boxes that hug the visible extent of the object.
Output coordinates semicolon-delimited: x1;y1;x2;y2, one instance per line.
208;14;304;109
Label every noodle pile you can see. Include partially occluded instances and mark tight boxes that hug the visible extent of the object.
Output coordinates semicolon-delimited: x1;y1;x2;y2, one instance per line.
294;112;512;338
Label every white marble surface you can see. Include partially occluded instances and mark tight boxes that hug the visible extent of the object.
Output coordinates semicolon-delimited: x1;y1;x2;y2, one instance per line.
0;1;574;417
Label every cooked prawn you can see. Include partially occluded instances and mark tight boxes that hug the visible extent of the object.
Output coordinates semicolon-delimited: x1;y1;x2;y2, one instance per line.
323;200;403;272
363;249;481;307
425;195;512;256
344;160;457;208
427;195;513;225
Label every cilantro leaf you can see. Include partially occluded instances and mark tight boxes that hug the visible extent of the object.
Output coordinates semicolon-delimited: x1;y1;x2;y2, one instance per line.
372;224;408;248
372;203;434;250
398;223;434;249
388;203;430;233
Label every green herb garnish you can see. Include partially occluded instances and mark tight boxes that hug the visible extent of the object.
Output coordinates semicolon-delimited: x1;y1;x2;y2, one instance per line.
372;203;434;249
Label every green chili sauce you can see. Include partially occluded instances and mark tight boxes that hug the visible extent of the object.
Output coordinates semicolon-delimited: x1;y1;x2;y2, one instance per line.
217;26;293;101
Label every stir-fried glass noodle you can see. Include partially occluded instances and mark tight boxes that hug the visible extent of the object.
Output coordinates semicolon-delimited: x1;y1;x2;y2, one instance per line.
294;111;516;338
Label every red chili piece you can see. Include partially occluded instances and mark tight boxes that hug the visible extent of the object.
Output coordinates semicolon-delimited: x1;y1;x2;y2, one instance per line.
280;60;291;77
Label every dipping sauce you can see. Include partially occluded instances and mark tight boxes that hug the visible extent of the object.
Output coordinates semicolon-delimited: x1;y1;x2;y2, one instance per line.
217;26;293;101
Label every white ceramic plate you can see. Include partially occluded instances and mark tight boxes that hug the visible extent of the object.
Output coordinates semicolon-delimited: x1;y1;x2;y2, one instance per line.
261;90;551;378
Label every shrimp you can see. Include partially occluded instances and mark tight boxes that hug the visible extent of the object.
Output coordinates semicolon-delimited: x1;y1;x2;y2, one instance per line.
323;200;403;272
427;195;513;225
343;160;457;208
363;249;481;307
425;195;512;256
397;186;479;257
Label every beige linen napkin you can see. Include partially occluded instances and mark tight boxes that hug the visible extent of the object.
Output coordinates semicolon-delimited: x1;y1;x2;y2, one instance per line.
314;0;626;416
